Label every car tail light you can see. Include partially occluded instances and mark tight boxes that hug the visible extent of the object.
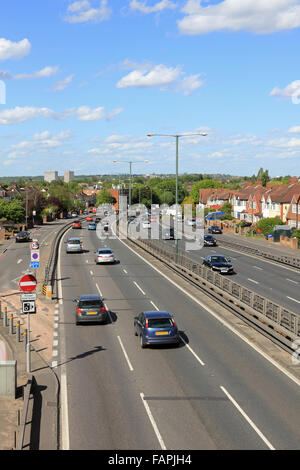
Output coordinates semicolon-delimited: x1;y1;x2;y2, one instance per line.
76;307;82;314
98;255;103;258
109;255;114;258
145;318;149;328
172;319;177;327
100;306;106;313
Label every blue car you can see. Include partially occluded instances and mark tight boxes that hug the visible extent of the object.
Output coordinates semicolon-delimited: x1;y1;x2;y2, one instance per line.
134;311;179;348
88;223;97;230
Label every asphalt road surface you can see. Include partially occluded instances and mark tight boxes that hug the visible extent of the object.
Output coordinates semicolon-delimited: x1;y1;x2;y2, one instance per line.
57;221;300;450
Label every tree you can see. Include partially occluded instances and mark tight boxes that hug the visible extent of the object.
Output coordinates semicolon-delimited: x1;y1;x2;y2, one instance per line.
96;190;116;206
190;180;223;203
256;217;284;236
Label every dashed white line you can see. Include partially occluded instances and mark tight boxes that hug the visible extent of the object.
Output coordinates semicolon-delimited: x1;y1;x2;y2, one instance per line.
247;278;259;284
220;386;275;450
179;336;205;366
286;279;298;285
117;336;134;371
95;283;103;296
150;301;159;311
253;266;263;271
17;259;23;264
133;281;146;295
90;270;94;276
140;393;166;450
287;296;300;304
123;269;128;274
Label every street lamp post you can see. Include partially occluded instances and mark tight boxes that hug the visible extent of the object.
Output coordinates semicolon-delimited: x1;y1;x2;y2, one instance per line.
147;132;207;261
113;160;149;207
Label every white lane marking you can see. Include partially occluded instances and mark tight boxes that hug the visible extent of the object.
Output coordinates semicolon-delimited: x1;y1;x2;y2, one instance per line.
286;279;298;285
117;336;134;371
95;283;103;296
52;361;58;369
150;300;159;311
17;259;23;264
247;278;259;284
113;226;300;388
86;260;89;264
220;386;275;450
53;340;58;347
140;393;167;450
133;281;146;295
287;296;300;305
90;270;94;276
253;266;263;271
104;303;112;323
179;336;205;366
123;269;128;274
61;372;70;450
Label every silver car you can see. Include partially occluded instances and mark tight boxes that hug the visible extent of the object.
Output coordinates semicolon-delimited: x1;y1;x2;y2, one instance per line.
66;237;83;253
94;248;115;264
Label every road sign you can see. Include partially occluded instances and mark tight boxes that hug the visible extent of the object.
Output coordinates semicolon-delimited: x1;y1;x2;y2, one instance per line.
30;261;40;269
21;293;36;301
19;274;37;292
22;301;36;314
31;250;40;262
31;240;39;250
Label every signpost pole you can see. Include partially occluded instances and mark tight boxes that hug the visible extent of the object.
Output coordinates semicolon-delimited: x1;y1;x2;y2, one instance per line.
26;309;31;373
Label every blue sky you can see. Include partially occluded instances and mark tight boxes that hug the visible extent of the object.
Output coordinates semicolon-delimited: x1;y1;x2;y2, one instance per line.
1;0;300;178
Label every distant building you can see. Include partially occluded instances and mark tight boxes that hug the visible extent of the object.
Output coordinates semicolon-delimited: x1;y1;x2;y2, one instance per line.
44;171;58;183
64;171;74;183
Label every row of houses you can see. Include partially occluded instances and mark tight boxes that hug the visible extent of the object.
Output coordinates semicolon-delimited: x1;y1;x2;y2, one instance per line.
198;183;300;228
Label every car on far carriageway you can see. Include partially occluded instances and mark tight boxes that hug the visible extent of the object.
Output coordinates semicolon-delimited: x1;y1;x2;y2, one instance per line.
203;234;217;247
74;294;108;325
134;311;180;348
202;254;234;274
88;222;97;230
15;231;31;243
208;225;222;234
86;215;93;222
94;248;115;264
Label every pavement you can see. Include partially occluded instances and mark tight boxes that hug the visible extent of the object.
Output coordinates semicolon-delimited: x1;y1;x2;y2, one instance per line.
0;223;63;450
0;313;58;450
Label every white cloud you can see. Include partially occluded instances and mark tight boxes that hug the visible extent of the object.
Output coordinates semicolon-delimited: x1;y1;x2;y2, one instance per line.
0;38;31;61
175;73;204;95
270;80;300;103
288;125;300;133
50;74;75;92
116;61;204;95
178;0;300;35
75;105;124;121
11;130;72;152
13;66;59;80
129;0;177;14
65;0;112;23
117;64;181;89
0;105;123;125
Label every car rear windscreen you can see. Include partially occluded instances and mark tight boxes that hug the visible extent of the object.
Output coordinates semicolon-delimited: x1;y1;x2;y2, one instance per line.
98;250;112;254
68;240;81;245
148;318;173;328
79;300;103;308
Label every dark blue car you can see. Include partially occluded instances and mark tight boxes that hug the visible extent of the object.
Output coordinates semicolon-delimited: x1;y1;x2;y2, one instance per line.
134;311;179;348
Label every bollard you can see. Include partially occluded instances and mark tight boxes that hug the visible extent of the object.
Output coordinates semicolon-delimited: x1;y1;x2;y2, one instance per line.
23;330;28;350
3;307;7;327
9;314;13;335
16;320;21;343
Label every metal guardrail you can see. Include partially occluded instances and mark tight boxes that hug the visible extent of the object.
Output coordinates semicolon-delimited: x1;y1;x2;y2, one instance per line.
124;232;299;350
216;238;300;269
